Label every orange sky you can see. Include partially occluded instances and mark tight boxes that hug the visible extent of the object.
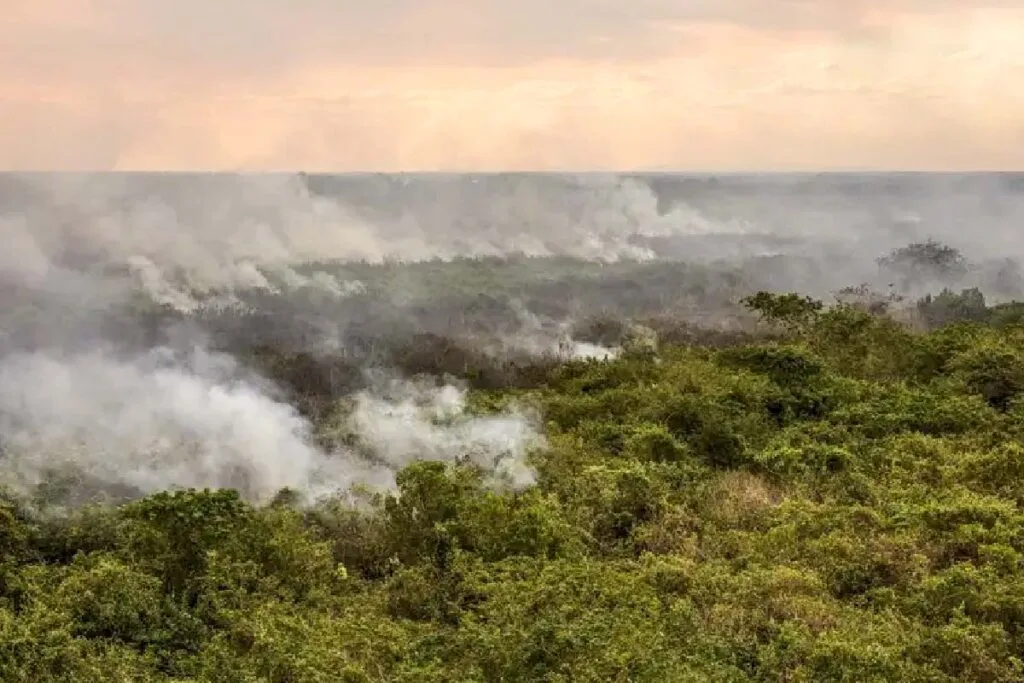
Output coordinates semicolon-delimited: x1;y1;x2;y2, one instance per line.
3;1;1024;170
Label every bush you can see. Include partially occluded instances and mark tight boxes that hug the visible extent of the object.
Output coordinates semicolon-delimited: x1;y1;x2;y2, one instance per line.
7;276;1024;679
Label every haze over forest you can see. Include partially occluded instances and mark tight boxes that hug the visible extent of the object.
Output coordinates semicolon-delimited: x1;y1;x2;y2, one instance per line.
5;1;1024;680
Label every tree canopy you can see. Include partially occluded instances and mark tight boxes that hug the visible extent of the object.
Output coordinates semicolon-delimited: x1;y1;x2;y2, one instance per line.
3;284;1024;681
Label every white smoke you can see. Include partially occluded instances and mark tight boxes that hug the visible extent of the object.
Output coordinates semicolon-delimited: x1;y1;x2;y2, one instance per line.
2;172;736;284
0;173;568;504
349;376;541;490
0;347;322;499
475;299;620;361
6;172;1024;291
1;174;379;313
2;171;1023;507
0;347;542;503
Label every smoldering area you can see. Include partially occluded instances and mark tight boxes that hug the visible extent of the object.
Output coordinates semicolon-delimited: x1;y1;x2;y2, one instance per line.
1;171;1022;506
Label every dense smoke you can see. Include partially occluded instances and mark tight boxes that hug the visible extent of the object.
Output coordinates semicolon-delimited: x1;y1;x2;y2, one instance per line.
1;171;1023;504
0;346;324;500
0;348;541;502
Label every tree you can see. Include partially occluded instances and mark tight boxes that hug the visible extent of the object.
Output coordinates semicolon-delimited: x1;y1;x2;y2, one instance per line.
741;291;823;332
878;239;969;289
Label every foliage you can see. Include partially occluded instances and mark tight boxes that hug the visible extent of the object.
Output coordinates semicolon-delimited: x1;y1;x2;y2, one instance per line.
741;291;823;331
7;278;1024;680
878;239;970;288
916;288;989;329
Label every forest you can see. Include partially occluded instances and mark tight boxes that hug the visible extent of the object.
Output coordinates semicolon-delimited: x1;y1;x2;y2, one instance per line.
3;239;1024;681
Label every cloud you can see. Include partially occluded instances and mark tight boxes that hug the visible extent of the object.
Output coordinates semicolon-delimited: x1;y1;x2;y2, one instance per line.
3;1;1024;169
6;0;1018;75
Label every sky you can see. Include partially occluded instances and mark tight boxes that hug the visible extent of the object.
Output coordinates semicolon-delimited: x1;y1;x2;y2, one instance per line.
3;1;1024;171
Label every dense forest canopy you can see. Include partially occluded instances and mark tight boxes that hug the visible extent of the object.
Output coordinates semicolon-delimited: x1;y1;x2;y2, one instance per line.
3;235;1024;680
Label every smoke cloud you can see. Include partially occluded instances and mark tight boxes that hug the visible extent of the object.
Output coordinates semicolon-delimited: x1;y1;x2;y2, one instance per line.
1;171;1023;505
0;346;322;500
349;375;541;490
0;348;542;502
0;173;571;504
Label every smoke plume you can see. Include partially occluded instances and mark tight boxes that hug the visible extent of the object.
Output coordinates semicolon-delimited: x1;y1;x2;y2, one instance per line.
2;171;1023;504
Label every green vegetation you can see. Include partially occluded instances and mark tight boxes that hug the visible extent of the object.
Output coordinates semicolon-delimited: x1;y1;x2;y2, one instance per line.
6;279;1024;681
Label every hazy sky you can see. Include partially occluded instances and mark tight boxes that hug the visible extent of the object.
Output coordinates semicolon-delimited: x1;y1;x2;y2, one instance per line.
3;1;1024;170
